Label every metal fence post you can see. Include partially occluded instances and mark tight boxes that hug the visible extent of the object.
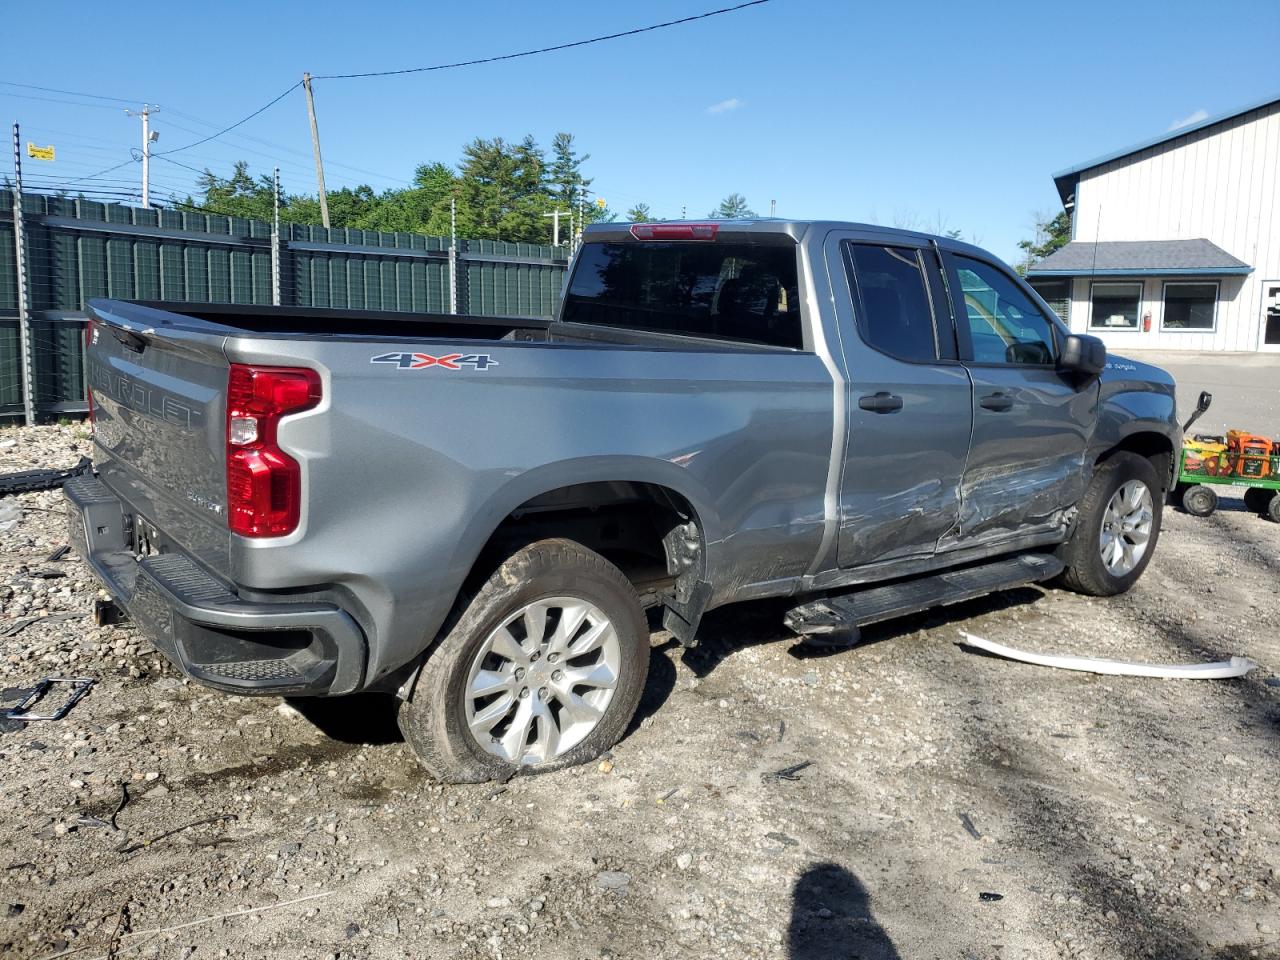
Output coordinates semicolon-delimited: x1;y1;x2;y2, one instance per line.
11;124;36;426
448;197;459;314
271;167;281;307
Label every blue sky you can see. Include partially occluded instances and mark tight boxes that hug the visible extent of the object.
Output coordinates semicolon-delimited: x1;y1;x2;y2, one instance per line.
3;0;1277;262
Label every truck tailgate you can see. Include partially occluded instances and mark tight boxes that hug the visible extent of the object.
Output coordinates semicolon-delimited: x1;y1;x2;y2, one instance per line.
87;303;232;575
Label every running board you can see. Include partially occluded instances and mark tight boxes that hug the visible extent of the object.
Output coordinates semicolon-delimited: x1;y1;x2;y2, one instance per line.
785;553;1064;637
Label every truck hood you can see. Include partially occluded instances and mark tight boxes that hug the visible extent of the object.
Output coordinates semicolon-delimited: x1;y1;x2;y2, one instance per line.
1100;354;1176;391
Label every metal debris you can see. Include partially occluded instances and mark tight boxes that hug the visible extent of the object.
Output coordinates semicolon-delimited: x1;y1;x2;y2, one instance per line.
2;677;95;721
956;632;1258;679
0;455;92;496
763;760;812;782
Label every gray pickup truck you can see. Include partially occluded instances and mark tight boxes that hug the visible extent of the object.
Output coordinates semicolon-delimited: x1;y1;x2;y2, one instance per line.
68;220;1179;782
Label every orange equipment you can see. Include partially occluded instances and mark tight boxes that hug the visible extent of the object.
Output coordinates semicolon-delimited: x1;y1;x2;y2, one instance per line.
1227;430;1273;479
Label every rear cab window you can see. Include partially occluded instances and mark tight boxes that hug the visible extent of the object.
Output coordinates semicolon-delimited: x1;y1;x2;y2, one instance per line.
561;240;802;349
842;241;957;362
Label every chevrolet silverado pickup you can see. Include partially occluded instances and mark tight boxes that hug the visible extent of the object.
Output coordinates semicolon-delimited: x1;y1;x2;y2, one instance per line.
68;220;1179;782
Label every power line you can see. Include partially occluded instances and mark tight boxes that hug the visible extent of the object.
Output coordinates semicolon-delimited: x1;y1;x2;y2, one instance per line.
0;79;143;104
313;0;772;79
154;81;302;157
0;91;126;111
64;157;138;184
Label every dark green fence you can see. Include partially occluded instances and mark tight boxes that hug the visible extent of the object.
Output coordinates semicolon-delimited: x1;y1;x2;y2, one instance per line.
0;192;569;420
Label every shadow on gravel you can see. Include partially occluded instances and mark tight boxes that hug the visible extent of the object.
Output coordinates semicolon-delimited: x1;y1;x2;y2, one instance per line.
679;587;1046;679
628;639;678;735
287;694;404;745
788;862;900;960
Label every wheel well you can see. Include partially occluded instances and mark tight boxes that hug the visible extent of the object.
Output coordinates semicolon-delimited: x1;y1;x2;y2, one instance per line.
472;482;703;608
1097;433;1175;492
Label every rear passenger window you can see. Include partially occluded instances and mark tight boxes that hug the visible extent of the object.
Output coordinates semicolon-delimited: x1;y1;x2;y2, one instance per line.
952;256;1057;365
845;244;938;362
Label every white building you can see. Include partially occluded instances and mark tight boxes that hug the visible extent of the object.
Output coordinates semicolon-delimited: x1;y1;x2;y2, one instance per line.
1027;94;1279;353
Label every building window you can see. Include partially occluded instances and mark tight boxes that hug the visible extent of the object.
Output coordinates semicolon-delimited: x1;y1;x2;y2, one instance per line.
1089;282;1142;330
1029;279;1070;324
1161;281;1218;331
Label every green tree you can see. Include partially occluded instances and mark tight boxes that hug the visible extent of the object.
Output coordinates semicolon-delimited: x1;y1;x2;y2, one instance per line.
186;161;277;220
626;202;652;222
455;135;556;242
1017;210;1072;273
549;132;592;209
709;192;756;219
179;129;612;245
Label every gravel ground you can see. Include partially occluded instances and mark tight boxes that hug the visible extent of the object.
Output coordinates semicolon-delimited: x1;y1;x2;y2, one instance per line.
1;424;1278;960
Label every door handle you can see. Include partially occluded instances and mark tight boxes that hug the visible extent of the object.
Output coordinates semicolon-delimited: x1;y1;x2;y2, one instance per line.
979;392;1014;412
858;391;904;413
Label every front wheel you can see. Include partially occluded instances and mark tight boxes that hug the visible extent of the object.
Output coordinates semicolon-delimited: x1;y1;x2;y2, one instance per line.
1182;484;1218;517
398;538;650;783
1058;452;1163;597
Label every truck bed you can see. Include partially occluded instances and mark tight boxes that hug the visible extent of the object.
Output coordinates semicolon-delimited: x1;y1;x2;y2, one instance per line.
123;301;795;352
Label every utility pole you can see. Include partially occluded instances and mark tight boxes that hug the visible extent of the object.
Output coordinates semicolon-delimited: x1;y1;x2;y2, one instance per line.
126;104;159;208
542;209;567;247
11;124;36;426
271;167;282;306
302;73;330;229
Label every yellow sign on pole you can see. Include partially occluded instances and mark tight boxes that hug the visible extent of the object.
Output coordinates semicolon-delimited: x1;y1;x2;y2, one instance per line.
27;143;55;161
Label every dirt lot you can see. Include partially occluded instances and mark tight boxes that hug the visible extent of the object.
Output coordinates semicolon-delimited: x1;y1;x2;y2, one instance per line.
1;424;1278;960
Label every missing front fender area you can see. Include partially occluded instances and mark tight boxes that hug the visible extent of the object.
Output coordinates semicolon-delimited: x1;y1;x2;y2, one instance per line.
661;518;709;645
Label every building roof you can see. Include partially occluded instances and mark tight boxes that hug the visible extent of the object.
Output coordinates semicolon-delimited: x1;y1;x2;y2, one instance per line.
1026;239;1252;277
1052;93;1280;203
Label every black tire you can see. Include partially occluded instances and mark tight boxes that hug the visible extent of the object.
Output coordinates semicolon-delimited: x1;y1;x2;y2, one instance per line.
1058;452;1163;597
1243;487;1273;515
1182;484;1218;517
398;538;649;783
1267;493;1280;524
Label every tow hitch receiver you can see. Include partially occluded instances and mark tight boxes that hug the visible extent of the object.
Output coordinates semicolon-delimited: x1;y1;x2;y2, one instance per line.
3;677;95;722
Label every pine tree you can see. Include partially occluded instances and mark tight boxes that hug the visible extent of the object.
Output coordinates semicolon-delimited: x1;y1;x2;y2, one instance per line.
709;193;757;219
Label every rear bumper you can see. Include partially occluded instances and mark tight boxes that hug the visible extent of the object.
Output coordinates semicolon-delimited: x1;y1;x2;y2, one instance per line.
65;475;367;696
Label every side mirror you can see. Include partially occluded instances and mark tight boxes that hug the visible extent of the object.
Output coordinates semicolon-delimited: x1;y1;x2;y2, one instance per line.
1058;334;1106;378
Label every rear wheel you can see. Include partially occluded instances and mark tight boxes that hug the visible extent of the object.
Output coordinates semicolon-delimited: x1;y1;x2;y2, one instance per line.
1267;493;1280;524
1182;484;1218;517
1243;487;1274;515
398;538;649;783
1059;453;1162;597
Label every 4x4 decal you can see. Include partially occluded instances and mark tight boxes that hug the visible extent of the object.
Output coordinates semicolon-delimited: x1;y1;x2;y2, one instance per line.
370;352;499;371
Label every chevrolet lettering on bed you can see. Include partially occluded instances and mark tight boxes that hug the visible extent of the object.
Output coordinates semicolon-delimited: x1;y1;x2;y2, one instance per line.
371;352;499;370
68;220;1179;785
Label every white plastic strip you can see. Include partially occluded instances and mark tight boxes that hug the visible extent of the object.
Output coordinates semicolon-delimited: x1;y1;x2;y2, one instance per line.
956;632;1258;679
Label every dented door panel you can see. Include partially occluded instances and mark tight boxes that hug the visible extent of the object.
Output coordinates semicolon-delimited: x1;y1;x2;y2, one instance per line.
824;230;974;568
948;368;1097;549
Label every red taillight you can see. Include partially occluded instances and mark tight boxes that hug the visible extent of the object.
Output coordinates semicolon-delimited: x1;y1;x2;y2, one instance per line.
226;364;321;538
628;222;719;241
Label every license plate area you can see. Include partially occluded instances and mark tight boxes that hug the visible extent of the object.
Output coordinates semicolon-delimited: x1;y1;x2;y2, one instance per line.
130;514;161;558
